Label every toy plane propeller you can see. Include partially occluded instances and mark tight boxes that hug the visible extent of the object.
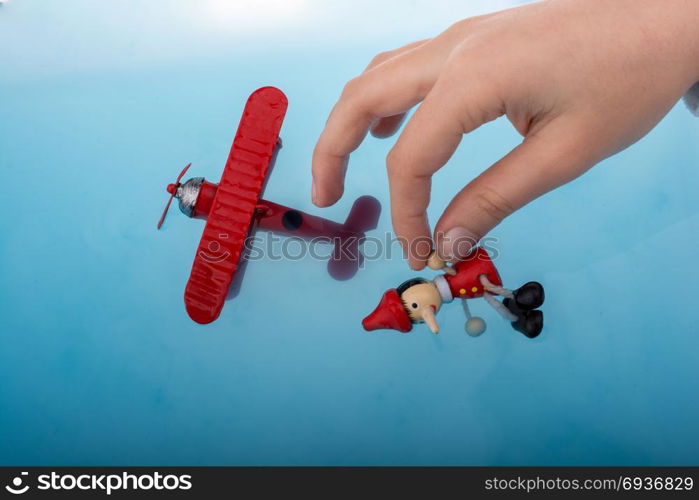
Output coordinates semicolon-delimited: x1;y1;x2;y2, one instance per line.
158;87;380;324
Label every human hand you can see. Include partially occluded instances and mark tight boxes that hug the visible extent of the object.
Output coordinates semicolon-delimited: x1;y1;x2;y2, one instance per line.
312;0;699;269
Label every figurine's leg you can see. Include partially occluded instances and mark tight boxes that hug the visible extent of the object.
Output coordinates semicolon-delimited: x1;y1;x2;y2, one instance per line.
510;282;545;310
479;275;514;299
480;275;544;338
483;292;518;322
462;299;486;337
502;296;544;338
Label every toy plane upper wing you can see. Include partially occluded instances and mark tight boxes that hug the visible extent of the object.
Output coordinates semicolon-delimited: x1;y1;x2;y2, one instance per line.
158;86;381;324
184;87;288;324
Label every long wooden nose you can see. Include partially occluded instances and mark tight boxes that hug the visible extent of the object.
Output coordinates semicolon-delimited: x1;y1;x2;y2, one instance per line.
421;307;439;334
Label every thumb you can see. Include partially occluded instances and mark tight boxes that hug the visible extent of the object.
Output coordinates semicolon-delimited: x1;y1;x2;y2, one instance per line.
435;118;596;260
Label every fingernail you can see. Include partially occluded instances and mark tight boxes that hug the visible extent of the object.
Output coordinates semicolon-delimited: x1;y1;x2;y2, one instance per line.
439;227;478;261
311;180;318;205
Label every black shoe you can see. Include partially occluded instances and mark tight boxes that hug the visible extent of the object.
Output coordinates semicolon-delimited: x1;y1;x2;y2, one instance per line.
511;310;543;338
512;281;545;310
503;297;522;317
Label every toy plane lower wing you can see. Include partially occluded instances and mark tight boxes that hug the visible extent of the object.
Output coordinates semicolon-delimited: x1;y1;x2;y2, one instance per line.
184;87;288;324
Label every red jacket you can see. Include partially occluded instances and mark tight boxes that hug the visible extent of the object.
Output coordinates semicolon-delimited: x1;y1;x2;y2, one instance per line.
434;248;502;301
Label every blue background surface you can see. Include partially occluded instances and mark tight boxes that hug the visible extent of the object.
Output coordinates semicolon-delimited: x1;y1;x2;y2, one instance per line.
1;0;698;465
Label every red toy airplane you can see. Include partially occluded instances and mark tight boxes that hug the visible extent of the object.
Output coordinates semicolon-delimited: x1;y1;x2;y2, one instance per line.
158;87;379;324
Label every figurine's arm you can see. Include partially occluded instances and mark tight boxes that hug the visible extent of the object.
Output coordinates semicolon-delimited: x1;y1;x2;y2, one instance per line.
427;251;456;275
462;299;487;336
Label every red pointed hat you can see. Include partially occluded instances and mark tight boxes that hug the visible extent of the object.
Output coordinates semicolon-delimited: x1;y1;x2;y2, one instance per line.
362;289;413;333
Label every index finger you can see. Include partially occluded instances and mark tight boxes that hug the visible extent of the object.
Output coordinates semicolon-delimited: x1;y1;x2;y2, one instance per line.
388;68;502;269
312;42;442;207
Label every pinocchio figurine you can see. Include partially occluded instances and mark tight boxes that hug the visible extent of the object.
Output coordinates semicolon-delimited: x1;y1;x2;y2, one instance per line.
362;248;545;338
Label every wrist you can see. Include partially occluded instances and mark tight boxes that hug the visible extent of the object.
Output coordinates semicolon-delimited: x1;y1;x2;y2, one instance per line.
664;1;699;83
565;0;699;84
632;0;699;83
